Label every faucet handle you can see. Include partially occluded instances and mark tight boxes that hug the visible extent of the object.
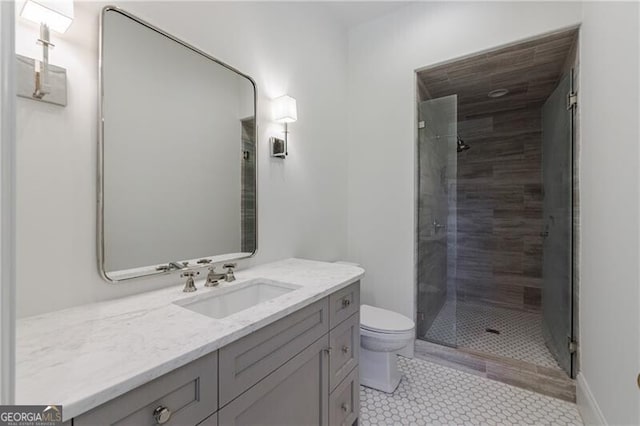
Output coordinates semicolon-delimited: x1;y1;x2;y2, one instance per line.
223;263;237;282
181;270;199;293
197;259;212;265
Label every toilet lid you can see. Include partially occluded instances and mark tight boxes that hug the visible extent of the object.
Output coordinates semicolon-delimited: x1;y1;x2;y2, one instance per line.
360;305;415;333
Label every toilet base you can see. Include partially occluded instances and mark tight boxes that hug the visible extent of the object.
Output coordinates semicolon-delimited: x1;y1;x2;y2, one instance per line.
360;346;402;393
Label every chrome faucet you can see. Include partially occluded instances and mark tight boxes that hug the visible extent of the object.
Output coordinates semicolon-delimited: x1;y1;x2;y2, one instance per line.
169;261;187;270
156;261;188;272
204;263;237;287
204;266;225;287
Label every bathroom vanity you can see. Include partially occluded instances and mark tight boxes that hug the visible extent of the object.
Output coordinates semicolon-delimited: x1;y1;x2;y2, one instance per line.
16;260;363;425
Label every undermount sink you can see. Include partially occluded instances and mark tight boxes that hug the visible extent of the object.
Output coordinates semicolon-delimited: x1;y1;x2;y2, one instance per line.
174;279;301;319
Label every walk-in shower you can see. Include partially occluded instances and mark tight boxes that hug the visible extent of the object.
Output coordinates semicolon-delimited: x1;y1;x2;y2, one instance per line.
415;28;578;379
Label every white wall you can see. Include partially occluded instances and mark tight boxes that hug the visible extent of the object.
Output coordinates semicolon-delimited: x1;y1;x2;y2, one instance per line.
16;1;349;317
578;2;640;424
346;1;582;320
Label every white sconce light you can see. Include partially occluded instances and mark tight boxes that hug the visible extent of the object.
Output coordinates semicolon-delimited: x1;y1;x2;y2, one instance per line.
270;95;297;158
17;0;73;106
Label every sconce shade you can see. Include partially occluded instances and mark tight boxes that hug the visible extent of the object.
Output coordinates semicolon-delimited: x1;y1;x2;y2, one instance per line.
20;0;74;33
273;95;297;123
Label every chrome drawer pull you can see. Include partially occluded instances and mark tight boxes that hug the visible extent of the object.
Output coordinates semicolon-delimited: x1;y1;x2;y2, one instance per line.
342;345;349;354
341;298;351;308
153;406;172;424
342;403;350;413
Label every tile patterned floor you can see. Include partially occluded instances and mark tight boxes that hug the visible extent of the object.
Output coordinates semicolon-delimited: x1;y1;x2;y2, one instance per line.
423;301;560;369
360;357;583;425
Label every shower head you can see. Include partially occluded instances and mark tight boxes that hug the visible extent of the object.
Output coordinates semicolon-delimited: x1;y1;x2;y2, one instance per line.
457;136;470;153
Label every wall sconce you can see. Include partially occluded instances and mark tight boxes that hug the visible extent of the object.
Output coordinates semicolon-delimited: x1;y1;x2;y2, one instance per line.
270;95;297;158
16;0;73;106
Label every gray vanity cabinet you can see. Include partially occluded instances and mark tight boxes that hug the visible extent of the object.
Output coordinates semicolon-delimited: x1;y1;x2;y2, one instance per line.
218;298;330;407
73;350;218;426
71;282;360;426
217;281;360;426
218;336;330;426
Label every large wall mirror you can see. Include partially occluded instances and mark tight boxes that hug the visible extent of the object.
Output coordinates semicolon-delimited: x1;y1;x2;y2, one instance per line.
99;7;257;282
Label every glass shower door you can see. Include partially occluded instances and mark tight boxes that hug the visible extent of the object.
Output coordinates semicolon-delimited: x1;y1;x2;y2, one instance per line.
541;72;574;376
417;95;458;347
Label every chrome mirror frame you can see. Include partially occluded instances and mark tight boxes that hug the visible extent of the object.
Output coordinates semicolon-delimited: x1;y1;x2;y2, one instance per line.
97;6;258;283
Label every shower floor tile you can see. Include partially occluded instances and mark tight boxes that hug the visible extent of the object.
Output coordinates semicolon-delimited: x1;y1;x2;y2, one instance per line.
423;301;561;369
360;357;582;425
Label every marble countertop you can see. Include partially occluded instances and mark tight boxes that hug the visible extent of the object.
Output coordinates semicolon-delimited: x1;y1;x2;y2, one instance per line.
16;258;364;421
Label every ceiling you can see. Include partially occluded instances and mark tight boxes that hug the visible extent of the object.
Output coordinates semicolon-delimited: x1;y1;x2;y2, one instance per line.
417;29;578;119
321;2;411;29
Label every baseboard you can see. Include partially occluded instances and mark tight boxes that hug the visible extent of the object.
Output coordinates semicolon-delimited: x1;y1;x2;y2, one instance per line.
576;373;607;425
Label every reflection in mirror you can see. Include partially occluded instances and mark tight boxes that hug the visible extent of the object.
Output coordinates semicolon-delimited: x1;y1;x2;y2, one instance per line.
99;8;257;281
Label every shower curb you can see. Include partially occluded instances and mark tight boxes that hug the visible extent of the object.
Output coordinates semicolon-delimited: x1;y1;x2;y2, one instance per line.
414;340;576;402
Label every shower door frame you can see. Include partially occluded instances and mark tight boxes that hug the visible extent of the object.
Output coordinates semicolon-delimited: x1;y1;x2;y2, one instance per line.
413;25;581;379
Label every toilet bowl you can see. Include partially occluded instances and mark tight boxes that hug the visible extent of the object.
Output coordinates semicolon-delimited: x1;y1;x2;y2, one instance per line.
360;304;415;393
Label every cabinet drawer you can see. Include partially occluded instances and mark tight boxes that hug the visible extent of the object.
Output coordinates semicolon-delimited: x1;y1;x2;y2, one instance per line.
74;351;217;426
219;297;329;407
219;336;330;426
329;312;360;391
329;281;360;328
329;367;359;426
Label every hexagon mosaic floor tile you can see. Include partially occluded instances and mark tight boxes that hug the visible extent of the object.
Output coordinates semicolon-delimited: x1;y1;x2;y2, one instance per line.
359;357;583;425
423;301;560;369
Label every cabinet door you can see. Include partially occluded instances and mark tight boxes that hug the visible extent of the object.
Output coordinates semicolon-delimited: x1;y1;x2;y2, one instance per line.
219;336;330;426
219;298;329;407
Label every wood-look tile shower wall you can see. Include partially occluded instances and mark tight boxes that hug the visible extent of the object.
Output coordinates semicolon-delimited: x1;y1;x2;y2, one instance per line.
455;108;543;311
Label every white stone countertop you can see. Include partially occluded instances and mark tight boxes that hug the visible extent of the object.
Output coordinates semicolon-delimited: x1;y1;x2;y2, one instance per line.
16;259;364;421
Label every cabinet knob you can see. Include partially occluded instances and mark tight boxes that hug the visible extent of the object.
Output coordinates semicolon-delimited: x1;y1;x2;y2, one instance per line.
323;347;333;355
153;406;172;424
342;298;351;308
342;403;350;413
341;345;349;354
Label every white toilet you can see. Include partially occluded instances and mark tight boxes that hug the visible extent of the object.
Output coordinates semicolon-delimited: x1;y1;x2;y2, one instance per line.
360;304;415;393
